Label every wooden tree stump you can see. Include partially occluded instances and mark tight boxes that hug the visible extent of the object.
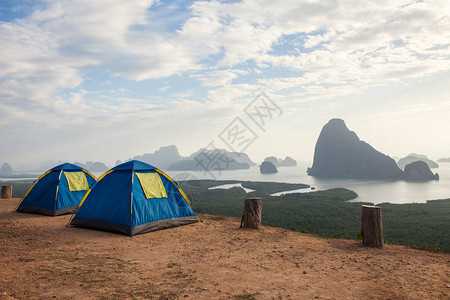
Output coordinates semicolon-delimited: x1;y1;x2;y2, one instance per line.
1;185;12;199
240;198;262;229
360;205;383;248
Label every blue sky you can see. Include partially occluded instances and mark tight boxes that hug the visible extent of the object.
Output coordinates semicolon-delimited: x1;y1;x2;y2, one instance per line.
1;0;449;169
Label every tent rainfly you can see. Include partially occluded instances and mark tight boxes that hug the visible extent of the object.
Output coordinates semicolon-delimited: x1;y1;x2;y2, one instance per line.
16;163;97;216
69;160;199;236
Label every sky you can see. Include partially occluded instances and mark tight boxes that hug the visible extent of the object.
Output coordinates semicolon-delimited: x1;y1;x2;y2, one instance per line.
1;0;449;169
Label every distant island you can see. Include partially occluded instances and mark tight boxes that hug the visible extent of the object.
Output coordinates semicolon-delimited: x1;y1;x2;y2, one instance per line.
307;119;404;180
1;145;259;176
74;161;109;173
125;145;256;172
404;161;439;181
168;147;255;171
37;160;65;172
263;156;297;167
438;157;450;163
0;163;13;175
260;161;278;174
16;160;111;173
307;119;439;181
128;145;182;170
397;153;439;169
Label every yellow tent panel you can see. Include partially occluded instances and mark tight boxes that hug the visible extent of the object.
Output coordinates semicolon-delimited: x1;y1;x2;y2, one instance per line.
155;168;191;205
64;172;89;191
136;172;167;199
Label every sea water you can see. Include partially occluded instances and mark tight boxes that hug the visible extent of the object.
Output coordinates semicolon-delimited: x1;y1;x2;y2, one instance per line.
3;163;449;204
168;163;450;204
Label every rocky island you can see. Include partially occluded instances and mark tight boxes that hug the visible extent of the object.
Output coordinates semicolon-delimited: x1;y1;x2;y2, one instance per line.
129;145;182;169
168;148;253;171
263;156;297;167
0;163;13;175
404;161;439;181
260;161;278;174
397;154;438;170
307;119;404;180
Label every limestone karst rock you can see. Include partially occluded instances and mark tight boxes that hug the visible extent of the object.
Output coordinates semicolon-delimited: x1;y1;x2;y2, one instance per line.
260;161;278;174
307;119;403;180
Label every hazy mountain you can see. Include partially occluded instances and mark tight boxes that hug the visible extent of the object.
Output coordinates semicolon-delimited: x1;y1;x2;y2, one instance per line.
279;156;297;167
38;160;64;171
83;161;95;169
74;161;109;172
168;148;253;171
263;156;297;167
88;162;109;173
129;145;182;169
397;154;438;169
188;148;256;167
260;161;278;174
263;156;279;167
407;153;428;159
74;162;85;168
437;157;450;162
0;163;13;175
404;161;439;181
307;119;404;180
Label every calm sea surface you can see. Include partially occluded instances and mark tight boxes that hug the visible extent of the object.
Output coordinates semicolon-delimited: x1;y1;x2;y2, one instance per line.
2;163;449;204
168;163;450;204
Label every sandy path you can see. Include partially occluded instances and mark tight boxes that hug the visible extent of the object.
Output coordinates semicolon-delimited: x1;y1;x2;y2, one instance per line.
1;198;449;299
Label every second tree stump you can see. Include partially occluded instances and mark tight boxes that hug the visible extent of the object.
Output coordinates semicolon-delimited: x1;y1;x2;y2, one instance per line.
240;198;262;229
360;205;384;248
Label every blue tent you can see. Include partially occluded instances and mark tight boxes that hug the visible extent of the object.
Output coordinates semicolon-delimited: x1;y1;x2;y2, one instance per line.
16;163;97;216
69;160;199;236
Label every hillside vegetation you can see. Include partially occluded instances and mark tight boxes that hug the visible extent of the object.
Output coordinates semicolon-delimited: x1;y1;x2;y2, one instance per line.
182;180;450;252
3;179;449;252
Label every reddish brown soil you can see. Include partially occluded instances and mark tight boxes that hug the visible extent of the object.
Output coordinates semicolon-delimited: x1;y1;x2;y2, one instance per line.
1;198;449;299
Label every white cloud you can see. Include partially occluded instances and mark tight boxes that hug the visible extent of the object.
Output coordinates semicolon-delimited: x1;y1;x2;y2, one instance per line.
192;69;247;87
1;0;450;166
3;0;448;102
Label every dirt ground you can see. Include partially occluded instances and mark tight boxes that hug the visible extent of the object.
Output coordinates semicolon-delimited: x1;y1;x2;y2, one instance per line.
0;198;449;299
